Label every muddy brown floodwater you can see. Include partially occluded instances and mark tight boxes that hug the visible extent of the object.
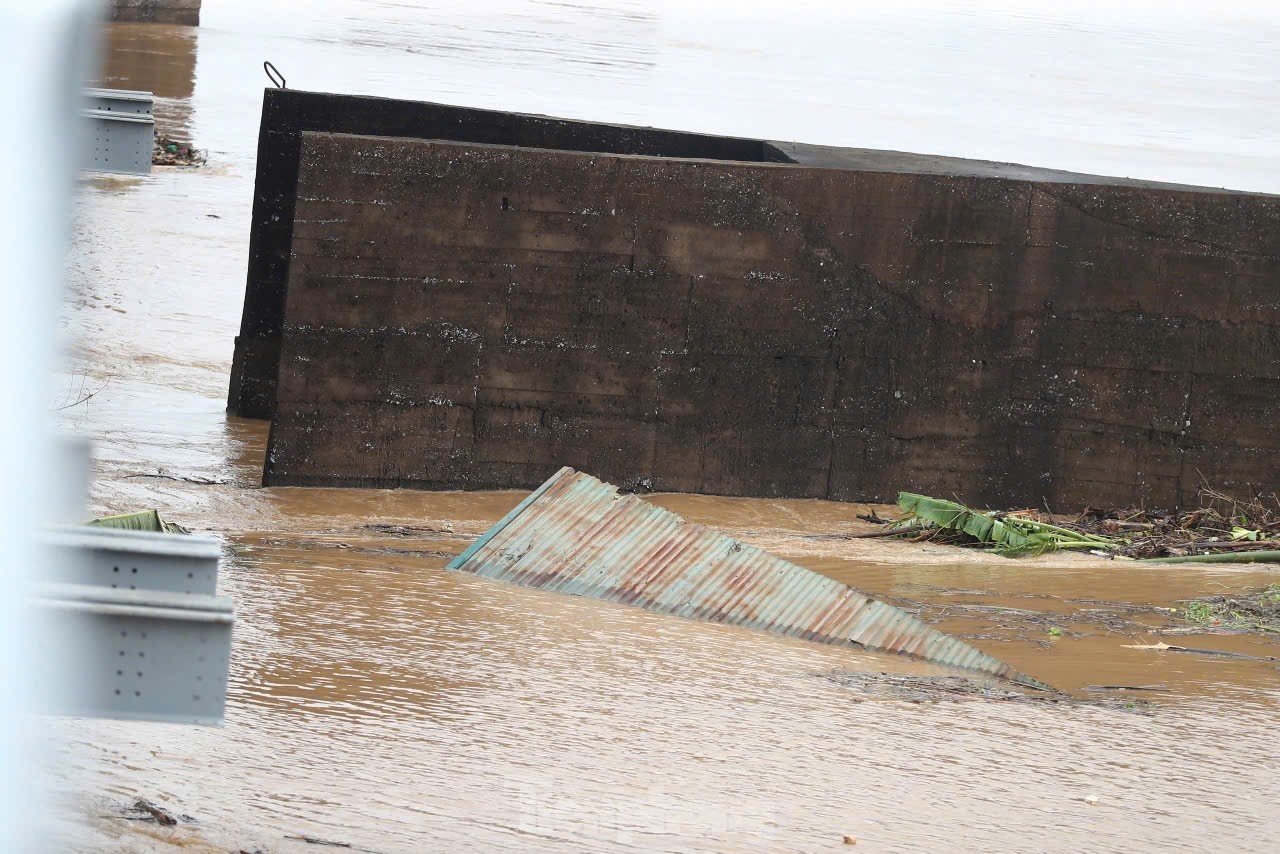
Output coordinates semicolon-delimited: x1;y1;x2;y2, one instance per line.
53;4;1280;852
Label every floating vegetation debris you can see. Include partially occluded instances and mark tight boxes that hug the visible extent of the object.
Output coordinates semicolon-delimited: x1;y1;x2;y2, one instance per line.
894;493;1113;557
873;486;1280;564
1177;584;1280;634
153;135;207;167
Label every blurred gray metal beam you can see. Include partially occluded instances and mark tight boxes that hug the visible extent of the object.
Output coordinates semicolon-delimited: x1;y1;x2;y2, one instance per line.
45;525;220;595
35;526;234;725
81;87;153;175
33;582;233;725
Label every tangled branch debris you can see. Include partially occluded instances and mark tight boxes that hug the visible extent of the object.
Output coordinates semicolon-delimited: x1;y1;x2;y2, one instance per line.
875;486;1280;562
1073;485;1280;560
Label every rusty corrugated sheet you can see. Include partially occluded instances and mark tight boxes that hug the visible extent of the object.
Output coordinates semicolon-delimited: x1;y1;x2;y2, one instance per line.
449;467;1050;690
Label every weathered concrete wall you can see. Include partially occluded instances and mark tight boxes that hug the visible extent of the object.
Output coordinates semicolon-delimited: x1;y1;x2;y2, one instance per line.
262;131;1280;508
231;90;1255;423
111;0;200;25
228;89;791;419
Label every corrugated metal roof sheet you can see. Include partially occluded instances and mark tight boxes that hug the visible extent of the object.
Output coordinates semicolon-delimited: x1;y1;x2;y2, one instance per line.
449;467;1051;690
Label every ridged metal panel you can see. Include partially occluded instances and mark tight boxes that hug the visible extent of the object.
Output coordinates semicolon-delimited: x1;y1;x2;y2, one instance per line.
450;467;1051;690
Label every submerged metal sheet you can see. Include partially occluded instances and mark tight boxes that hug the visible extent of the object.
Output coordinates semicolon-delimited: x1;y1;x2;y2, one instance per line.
449;467;1050;689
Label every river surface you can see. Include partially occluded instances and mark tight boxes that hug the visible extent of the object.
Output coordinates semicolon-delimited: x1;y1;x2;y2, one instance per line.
55;2;1280;851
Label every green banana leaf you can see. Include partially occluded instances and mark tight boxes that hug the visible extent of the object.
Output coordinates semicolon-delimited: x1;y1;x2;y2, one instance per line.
86;509;190;535
897;492;1113;557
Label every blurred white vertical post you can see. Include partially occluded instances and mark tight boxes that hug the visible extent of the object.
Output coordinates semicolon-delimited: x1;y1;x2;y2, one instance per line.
0;1;100;849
